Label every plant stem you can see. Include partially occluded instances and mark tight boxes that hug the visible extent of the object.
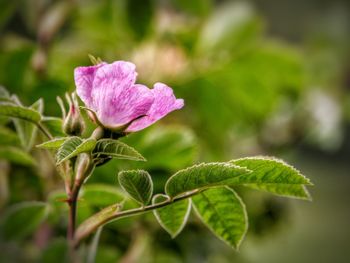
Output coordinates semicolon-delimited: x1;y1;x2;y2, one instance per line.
74;189;201;246
67;180;83;240
66;127;103;241
36;122;53;140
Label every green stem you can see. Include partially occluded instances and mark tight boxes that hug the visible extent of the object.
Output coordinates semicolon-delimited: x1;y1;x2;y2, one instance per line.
66;127;103;247
36;122;53;140
74;189;201;246
67;179;83;240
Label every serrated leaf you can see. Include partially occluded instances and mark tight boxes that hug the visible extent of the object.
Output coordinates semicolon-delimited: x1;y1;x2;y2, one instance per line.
0;126;20;146
165;162;251;198
41;117;65;137
118;170;153;205
0;102;41;122
56;137;96;164
93;139;145;162
153;194;191;238
37;137;68;149
81;184;126;208
230;157;312;199
0;201;50;240
0;146;36;166
13;99;44;151
192;187;248;249
245;183;311;200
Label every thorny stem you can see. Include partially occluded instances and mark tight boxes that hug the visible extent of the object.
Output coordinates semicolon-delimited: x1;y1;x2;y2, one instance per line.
74;189;202;246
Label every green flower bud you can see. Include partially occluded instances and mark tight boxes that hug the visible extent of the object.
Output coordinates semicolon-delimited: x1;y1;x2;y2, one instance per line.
75;153;93;183
59;92;85;136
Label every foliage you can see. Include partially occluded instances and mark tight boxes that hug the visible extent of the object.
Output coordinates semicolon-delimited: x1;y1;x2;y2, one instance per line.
0;86;312;260
2;0;344;261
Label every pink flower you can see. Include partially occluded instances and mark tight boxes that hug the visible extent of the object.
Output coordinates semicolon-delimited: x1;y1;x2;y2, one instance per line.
74;61;184;132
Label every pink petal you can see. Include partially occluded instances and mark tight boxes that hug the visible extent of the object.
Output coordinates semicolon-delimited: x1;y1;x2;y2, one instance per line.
91;61;154;128
74;63;106;108
126;83;184;132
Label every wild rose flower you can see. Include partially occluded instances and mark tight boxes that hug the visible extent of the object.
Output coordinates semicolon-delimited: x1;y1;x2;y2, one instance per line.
74;60;184;132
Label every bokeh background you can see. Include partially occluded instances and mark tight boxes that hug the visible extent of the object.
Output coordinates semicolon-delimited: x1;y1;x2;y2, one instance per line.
1;0;350;262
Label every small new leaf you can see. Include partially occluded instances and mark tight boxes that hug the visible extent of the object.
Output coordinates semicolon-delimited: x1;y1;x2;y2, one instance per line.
93;139;145;162
118;170;153;205
75;204;121;244
153;194;191;238
56;137;96;164
230;157;312;200
37;137;68;149
192;187;248;249
165;162;251;198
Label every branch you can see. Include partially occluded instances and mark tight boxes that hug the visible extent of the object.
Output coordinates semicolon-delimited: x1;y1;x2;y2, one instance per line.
74;189;201;246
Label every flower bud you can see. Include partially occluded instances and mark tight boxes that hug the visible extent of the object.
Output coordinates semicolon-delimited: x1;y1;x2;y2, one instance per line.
75;153;93;183
61;92;85;136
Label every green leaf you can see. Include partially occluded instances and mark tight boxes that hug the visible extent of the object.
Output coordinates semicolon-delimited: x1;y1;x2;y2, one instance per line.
41;117;65;137
0;126;20;146
230;157;312;199
118;170;153;205
0;201;50;240
13;99;44;151
0;146;36;166
37;137;68;149
153;194;191;238
192;187;248;249
93;139;145;162
0;102;41;122
81;184;126;208
245;183;311;200
165;162;251;198
56;137;96;164
75;204;121;244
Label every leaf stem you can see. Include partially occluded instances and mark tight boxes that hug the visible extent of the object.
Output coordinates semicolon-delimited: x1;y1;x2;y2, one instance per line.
36;122;53;140
74;189;201;246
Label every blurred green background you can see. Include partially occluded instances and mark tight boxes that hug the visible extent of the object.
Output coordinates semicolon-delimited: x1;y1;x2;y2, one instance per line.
0;0;350;262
